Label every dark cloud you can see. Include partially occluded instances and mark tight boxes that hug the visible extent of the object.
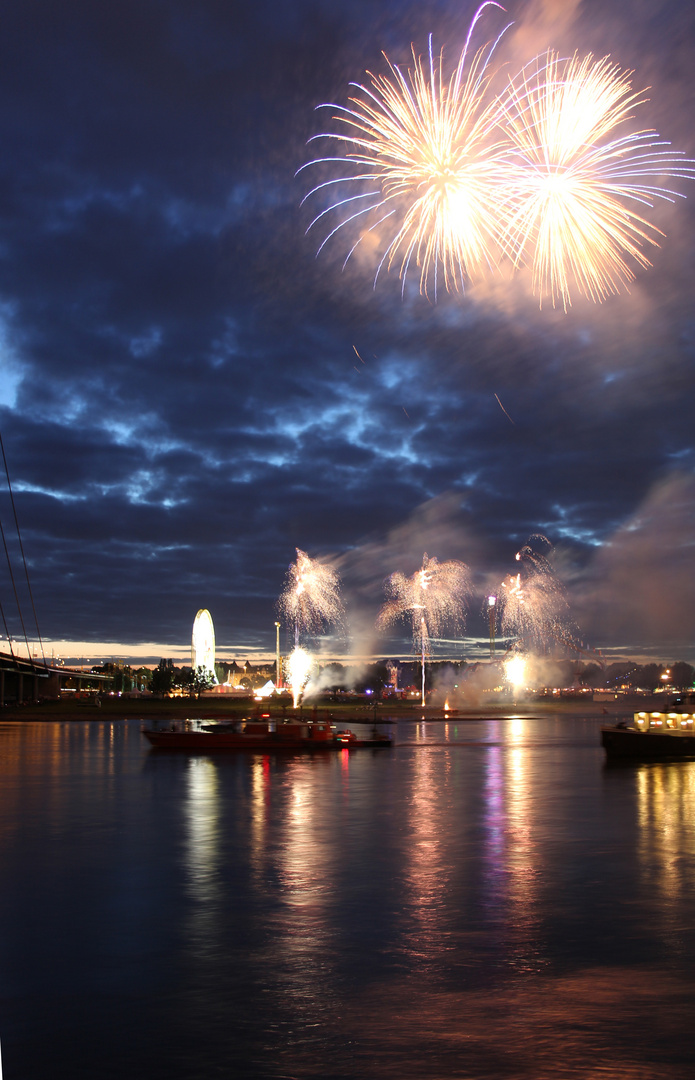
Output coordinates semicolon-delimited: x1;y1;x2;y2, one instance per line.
0;0;694;663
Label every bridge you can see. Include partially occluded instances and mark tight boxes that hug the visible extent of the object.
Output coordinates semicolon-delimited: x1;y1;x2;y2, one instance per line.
0;651;109;707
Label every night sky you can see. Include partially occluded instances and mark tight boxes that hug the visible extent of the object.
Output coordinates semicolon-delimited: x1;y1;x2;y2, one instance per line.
0;0;694;665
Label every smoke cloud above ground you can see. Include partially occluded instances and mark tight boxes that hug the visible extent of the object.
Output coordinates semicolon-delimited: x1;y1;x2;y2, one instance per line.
326;477;695;665
570;472;695;654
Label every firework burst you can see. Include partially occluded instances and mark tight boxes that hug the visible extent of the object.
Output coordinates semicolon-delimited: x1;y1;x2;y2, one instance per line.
497;50;695;308
299;3;512;298
378;553;471;704
278;548;344;649
496;536;574;652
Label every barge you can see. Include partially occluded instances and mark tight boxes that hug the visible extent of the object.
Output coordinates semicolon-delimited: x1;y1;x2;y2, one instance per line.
601;702;695;760
143;716;393;751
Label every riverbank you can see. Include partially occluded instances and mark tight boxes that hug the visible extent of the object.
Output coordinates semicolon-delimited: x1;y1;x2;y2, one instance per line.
0;693;649;723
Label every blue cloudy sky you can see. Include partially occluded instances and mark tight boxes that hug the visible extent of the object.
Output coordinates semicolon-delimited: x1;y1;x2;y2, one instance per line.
0;0;694;665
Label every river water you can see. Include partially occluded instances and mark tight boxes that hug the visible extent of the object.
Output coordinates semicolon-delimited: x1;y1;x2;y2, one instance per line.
1;715;695;1079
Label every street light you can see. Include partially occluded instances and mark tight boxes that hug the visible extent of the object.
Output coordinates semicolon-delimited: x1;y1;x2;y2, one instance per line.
488;595;496;658
420;615;426;707
275;621;282;690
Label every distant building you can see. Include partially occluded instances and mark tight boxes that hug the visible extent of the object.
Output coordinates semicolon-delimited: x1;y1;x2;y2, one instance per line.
386;660;400;692
215;659;277;689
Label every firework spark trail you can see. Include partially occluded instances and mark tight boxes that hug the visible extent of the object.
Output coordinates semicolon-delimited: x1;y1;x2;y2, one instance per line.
377;553;471;704
287;646;313;708
299;3;513;299
494;392;515;424
378;553;471;638
497;50;695;308
278;548;344;649
496;535;575;652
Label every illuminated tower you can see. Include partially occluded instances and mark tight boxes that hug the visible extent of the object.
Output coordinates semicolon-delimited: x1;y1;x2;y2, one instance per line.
192;609;216;678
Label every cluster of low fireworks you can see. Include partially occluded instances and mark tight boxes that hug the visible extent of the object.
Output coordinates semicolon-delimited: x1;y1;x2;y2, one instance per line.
377;553;471;705
276;540;582;705
301;2;694;308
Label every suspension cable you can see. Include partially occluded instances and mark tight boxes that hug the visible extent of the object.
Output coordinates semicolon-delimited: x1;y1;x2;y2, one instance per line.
0;588;16;660
0;512;32;662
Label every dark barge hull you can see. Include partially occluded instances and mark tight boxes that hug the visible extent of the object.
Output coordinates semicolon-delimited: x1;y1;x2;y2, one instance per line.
601;726;695;760
142;730;392;751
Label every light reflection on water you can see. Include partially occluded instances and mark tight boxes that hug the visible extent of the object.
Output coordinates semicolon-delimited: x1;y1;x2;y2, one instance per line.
183;756;221;955
635;762;695;958
262;756;341;1026
481;717;546;978
399;741;451;977
1;717;695;1078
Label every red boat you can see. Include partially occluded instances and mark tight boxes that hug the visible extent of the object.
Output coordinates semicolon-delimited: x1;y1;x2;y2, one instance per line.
142;717;393;751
